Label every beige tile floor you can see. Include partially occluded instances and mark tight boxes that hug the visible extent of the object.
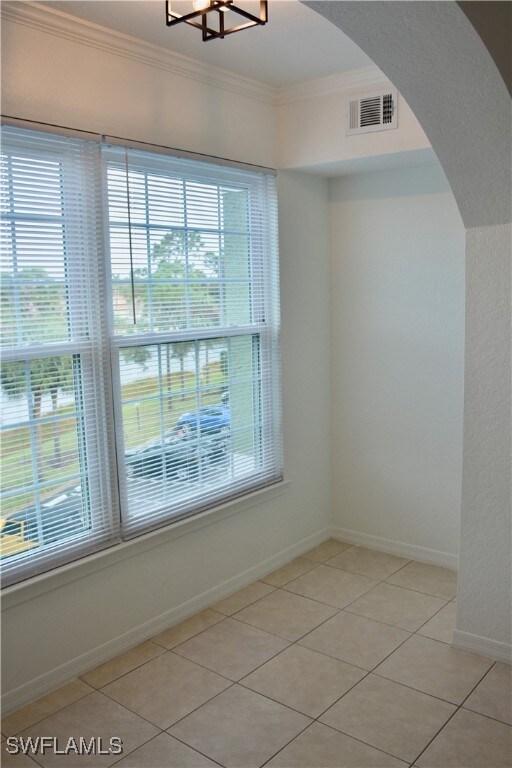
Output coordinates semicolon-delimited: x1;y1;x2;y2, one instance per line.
2;540;511;768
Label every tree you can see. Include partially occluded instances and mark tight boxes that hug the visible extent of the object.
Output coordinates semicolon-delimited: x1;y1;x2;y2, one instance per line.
202;338;223;388
1;269;74;476
117;230;220;406
172;341;195;399
1;358;74;478
220;349;229;379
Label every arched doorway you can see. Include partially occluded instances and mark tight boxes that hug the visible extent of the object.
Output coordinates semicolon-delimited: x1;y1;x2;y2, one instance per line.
306;0;511;660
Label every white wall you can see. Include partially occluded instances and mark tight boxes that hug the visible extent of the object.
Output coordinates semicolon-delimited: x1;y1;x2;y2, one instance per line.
1;15;332;708
1;11;276;168
309;0;512;662
278;86;430;172
456;222;511;654
329;166;465;561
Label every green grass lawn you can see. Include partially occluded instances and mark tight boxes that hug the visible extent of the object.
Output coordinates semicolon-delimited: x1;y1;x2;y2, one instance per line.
1;366;227;515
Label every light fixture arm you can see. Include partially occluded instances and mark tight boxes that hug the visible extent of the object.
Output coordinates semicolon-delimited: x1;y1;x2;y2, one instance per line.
165;1;268;41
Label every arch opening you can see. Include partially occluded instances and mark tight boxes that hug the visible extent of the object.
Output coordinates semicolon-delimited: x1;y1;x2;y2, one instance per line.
305;0;511;658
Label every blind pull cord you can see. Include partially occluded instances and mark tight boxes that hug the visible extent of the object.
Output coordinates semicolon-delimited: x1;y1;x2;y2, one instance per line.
125;148;137;325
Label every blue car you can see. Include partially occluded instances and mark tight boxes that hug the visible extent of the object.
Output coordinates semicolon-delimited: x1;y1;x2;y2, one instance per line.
125;425;228;480
176;405;230;436
125;401;231;480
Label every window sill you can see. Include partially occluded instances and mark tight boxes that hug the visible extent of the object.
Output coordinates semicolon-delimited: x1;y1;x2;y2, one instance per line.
1;478;290;610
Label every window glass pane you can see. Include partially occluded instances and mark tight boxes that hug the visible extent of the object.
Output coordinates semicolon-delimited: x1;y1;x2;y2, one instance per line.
118;336;264;525
1;127;122;585
0;355;91;560
107;164;253;335
0;152;73;347
9;155;63;216
107;167;185;228
147;173;184;227
185;180;219;230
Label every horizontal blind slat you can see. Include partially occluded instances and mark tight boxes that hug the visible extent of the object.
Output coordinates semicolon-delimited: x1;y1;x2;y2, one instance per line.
1;128;281;584
104;146;281;538
1;126;119;586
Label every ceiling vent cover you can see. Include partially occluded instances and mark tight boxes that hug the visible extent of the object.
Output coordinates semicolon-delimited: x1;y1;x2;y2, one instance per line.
346;89;398;135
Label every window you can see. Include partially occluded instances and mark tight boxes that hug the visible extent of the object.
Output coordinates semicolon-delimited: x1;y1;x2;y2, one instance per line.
0;128;118;585
0;126;282;585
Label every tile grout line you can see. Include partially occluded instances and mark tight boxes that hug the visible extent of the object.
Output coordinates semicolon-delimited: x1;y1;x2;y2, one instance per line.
99;675;236;741
108;732;164;767
1;687;98;740
170;638;292;682
142;573;426;767
254;659;416;768
235;558;504;768
166;731;226;767
1;554;448;744
279;554;454;626
113;727;225;768
321;549;456;599
456;660;512;727
87;616;232;690
258;719;313;768
149;608;228;650
2;570;333;742
1;548;448;733
369;670;468;708
3;546;477;768
9;654;507;766
408;660;499;766
3;552;506;768
3;688;166;768
149;613;231;656
219;563;428;670
78;641;168;687
315;719;412;766
167;597;452;736
80;584;283;691
241;606;434;766
229;604;344;645
459;660;497;707
260;558;319;588
252;579;498;767
211;584;279;618
412;595;457;636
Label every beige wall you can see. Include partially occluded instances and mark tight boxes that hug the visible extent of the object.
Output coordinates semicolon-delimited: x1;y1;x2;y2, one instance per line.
329;166;465;561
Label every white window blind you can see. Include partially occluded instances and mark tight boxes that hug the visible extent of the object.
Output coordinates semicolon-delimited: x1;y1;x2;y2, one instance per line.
0;127;118;585
105;146;282;537
1;124;282;585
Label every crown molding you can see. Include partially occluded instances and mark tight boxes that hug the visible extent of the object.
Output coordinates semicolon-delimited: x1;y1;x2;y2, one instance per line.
276;65;390;105
3;2;391;109
1;1;277;105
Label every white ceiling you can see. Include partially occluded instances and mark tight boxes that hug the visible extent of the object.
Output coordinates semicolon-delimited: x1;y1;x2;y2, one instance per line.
39;0;372;87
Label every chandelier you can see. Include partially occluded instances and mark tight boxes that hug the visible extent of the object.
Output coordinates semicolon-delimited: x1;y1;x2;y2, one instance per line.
165;1;268;41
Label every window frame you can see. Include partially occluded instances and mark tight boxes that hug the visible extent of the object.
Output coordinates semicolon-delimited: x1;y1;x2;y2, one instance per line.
1;122;282;586
103;145;282;538
1;131;121;585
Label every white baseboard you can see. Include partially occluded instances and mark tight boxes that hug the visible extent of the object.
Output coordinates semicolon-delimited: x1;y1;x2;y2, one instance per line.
2;527;330;715
452;630;512;664
330;526;458;570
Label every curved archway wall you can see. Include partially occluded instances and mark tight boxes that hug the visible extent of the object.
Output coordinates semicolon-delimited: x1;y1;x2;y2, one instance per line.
307;1;511;658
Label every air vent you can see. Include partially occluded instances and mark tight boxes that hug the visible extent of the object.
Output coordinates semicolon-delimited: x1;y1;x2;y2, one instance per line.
346;89;398;135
